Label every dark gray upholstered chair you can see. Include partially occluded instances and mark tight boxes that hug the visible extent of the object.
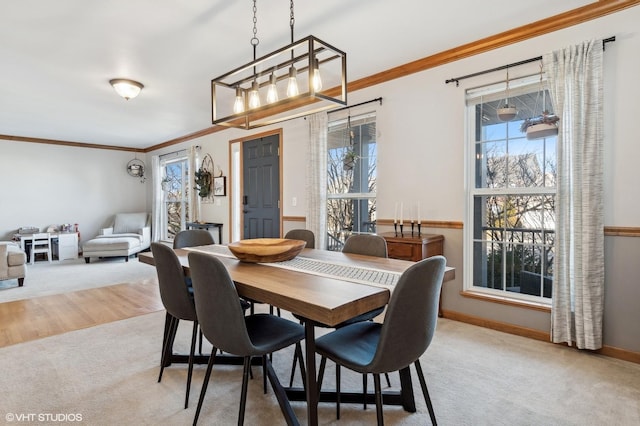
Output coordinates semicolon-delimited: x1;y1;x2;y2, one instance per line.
284;229;315;249
315;255;447;425
172;230;214;355
340;234;388;324
151;242;199;409
173;229;215;249
172;229;250;354
289;233;389;392
188;251;305;426
342;234;388;258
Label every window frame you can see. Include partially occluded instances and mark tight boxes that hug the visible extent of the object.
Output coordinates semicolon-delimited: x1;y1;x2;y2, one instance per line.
326;112;377;251
159;151;190;241
464;75;556;305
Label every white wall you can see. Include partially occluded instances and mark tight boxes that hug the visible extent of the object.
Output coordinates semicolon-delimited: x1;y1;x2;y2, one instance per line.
144;7;640;353
162;7;640;227
0;140;148;245
1;7;636;352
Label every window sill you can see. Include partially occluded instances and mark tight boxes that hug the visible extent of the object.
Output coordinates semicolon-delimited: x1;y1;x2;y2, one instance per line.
460;290;551;312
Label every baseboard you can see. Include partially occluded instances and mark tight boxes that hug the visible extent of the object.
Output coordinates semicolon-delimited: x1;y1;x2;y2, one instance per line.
442;310;640;365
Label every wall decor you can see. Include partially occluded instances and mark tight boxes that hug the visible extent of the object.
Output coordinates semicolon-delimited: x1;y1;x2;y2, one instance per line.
213;176;226;196
195;153;214;200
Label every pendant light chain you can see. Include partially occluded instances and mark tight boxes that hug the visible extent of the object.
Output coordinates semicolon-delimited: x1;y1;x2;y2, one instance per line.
210;0;347;128
251;0;259;61
290;0;295;44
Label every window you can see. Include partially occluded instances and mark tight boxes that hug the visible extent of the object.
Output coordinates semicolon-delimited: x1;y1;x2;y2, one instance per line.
326;113;377;251
160;151;190;240
465;76;556;302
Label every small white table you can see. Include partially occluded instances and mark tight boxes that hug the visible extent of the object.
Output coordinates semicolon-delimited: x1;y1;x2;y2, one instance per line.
15;232;79;261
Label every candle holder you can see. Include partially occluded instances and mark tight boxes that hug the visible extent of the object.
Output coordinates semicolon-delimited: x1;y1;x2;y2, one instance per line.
394;223;398;236
411;222;415;236
417;223;421;236
399;224;404;236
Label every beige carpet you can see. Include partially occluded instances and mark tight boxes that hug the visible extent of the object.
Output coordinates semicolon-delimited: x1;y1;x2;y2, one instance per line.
1;310;639;425
0;256;157;302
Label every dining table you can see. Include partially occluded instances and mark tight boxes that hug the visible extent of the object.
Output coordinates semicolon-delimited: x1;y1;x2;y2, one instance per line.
139;244;454;426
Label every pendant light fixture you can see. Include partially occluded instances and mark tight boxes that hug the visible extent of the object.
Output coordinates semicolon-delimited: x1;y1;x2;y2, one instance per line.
497;68;517;121
521;62;559;140
211;0;347;129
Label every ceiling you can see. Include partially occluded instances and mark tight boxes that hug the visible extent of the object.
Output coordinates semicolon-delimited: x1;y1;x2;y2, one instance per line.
0;0;593;150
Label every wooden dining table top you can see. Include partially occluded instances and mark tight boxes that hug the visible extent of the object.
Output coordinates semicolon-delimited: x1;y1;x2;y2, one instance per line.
139;245;455;327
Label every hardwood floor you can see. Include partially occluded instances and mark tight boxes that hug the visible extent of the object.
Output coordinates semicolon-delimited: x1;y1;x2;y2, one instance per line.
0;281;164;348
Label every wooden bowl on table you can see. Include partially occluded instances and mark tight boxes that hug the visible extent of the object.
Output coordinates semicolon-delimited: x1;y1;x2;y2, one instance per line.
227;238;306;263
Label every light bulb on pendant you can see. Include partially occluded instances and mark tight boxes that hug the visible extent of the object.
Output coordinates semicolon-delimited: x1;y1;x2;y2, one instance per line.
266;73;279;104
311;58;322;92
286;66;299;98
233;87;245;114
248;80;261;109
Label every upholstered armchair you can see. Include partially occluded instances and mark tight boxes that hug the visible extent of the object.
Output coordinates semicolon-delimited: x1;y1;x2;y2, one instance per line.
0;241;27;286
82;212;151;263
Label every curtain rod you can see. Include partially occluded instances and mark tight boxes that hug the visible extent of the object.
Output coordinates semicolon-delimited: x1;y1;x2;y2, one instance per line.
445;36;615;87
328;97;383;114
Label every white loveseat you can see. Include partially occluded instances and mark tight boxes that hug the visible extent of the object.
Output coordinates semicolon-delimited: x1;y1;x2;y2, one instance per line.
82;212;151;263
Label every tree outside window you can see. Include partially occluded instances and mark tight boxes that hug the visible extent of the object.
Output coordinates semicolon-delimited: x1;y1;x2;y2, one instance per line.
161;157;190;240
467;79;556;301
327;113;377;251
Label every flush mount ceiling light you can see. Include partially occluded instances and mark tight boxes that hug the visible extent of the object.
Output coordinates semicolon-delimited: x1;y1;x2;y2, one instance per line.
211;0;347;130
110;78;144;100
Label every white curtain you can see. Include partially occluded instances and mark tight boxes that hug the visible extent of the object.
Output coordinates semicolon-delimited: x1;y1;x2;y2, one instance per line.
150;155;162;242
188;146;200;223
545;40;604;350
307;113;328;249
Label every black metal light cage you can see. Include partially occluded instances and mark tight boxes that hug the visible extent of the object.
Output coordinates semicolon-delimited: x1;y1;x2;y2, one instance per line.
211;35;347;130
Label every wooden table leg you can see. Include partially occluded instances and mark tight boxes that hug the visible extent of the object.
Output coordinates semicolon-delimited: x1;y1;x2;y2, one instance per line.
304;321;319;426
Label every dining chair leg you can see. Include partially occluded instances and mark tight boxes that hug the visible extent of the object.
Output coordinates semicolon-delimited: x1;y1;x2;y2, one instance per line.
158;315;172;382
362;372;389;410
317;356;327;394
262;355;268;394
295;342;307;390
373;373;384;426
239;357;251;426
160;312;172;365
336;364;341;420
363;374;368;409
288;332;307;389
185;320;198;409
414;360;437;425
193;348;217;426
159;315;178;382
288;349;299;387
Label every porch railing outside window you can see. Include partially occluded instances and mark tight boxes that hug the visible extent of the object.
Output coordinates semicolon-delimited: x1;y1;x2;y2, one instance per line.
466;75;556;302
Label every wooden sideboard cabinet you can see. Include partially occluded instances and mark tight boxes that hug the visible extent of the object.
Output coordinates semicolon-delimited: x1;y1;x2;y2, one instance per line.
380;232;444;262
381;231;446;316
